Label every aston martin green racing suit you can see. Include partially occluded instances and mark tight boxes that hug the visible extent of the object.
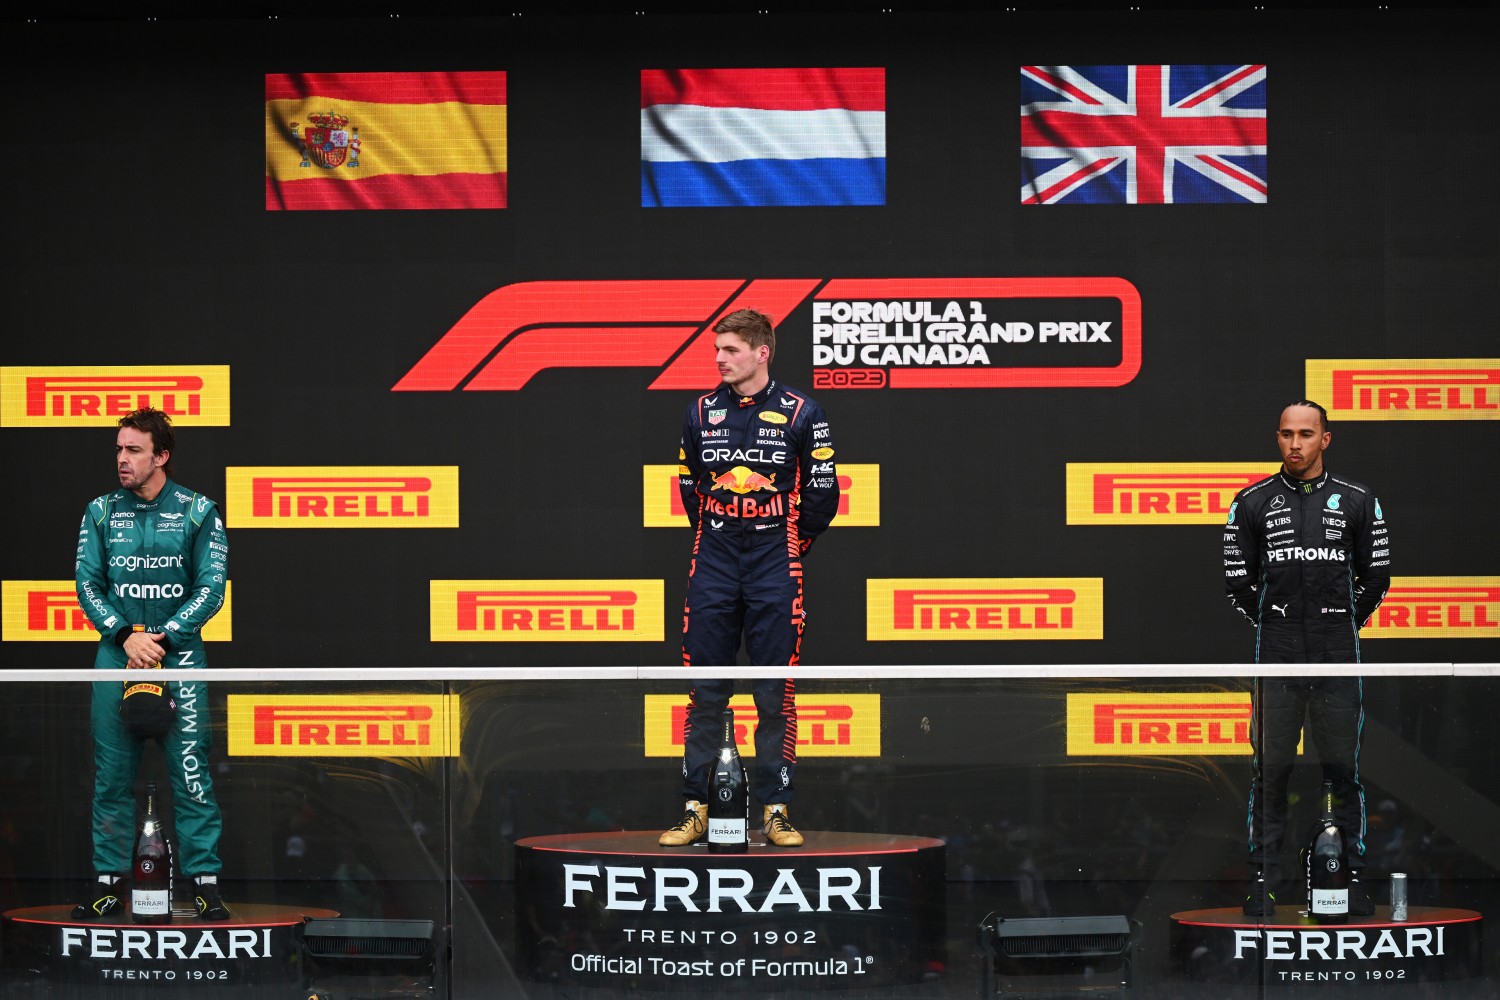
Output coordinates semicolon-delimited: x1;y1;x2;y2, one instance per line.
75;479;227;877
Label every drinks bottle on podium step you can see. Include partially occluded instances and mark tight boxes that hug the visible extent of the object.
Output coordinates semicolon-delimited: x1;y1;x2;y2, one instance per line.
1306;780;1349;924
132;782;171;924
706;709;748;854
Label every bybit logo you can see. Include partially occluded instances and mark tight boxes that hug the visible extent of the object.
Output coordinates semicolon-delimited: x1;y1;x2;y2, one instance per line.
431;580;664;641
641;463;881;527
227;695;461;757
1308;359;1500;420
1;367;231;427
225;467;459;527
2;581;233;641
867;578;1103;640
1363;578;1500;638
1066;464;1276;525
642;694;881;757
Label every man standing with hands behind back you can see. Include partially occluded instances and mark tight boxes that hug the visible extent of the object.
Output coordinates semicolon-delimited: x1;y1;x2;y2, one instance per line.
660;309;839;849
73;407;230;921
1224;400;1390;916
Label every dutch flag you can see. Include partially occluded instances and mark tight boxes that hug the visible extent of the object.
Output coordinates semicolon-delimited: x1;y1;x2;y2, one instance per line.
641;67;886;208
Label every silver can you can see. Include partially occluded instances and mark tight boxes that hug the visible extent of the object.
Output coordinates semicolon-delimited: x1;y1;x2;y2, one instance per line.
1390;872;1408;921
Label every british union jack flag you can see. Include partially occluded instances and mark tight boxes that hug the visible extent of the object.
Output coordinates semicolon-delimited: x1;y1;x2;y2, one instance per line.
1020;65;1266;204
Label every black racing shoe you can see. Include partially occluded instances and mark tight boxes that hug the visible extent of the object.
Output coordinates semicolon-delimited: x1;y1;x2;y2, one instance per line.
1349;874;1375;916
72;876;123;920
1242;874;1278;917
194;878;231;921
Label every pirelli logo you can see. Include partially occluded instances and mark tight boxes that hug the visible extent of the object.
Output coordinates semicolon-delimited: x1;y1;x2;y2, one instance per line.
641;463;880;528
2;580;233;641
1065;463;1276;525
1363;577;1500;639
225;467;459;527
0;366;231;427
1067;693;1271;757
430;580;663;641
867;578;1103;640
1308;359;1500;421
227;695;461;757
643;694;880;757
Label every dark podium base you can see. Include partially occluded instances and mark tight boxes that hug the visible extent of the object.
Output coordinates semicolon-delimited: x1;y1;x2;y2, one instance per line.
3;902;338;996
1170;905;1483;993
516;830;946;991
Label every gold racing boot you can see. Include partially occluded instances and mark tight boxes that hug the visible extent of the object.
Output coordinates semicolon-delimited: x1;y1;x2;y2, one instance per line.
761;804;804;847
658;800;708;846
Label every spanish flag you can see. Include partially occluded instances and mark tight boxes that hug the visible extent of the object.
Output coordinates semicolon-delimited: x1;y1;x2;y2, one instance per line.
266;72;507;210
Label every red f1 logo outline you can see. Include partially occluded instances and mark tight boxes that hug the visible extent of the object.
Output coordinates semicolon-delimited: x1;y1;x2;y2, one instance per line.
392;277;1141;391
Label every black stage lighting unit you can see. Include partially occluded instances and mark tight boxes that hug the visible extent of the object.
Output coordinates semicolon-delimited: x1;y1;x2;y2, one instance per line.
300;917;437;1000
977;914;1134;998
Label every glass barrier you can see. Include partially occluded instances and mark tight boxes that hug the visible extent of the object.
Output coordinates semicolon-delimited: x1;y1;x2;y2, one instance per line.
0;669;1494;998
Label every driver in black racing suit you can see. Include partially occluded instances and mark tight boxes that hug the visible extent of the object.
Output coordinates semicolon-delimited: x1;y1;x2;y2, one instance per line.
1224;400;1389;917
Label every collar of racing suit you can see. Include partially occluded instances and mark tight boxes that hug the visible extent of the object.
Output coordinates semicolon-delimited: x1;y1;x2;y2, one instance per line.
731;378;776;408
1277;468;1329;493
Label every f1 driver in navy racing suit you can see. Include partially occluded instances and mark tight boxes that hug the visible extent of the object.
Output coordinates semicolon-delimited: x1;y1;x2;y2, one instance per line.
1224;400;1390;917
72;408;230;921
659;308;839;849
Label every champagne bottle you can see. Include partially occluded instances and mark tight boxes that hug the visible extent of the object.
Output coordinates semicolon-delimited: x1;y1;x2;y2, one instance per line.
1306;780;1349;924
706;709;748;854
132;782;171;924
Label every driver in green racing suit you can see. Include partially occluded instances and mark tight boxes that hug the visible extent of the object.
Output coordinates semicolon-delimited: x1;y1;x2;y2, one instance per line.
73;407;229;921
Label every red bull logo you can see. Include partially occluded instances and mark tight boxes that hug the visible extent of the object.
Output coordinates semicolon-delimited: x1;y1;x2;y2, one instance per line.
711;466;778;494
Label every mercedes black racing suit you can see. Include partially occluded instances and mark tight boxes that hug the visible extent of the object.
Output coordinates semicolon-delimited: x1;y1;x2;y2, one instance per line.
1224;469;1390;873
677;379;839;805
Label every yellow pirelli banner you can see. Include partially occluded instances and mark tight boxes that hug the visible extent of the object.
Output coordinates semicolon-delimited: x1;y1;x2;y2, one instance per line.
225;466;459;527
1363;577;1500;639
1308;358;1500;421
227;694;462;757
642;463;881;527
1;366;231;427
1067;692;1265;757
867;578;1103;640
1065;463;1276;525
643;693;881;757
2;580;233;641
430;579;664;641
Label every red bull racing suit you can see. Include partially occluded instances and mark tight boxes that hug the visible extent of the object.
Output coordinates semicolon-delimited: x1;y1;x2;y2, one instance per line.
75;480;228;878
1223;469;1390;874
677;379;839;805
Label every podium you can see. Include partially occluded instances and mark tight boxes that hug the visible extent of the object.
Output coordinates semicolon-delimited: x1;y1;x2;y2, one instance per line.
1170;904;1483;994
515;830;946;991
3;902;337;995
